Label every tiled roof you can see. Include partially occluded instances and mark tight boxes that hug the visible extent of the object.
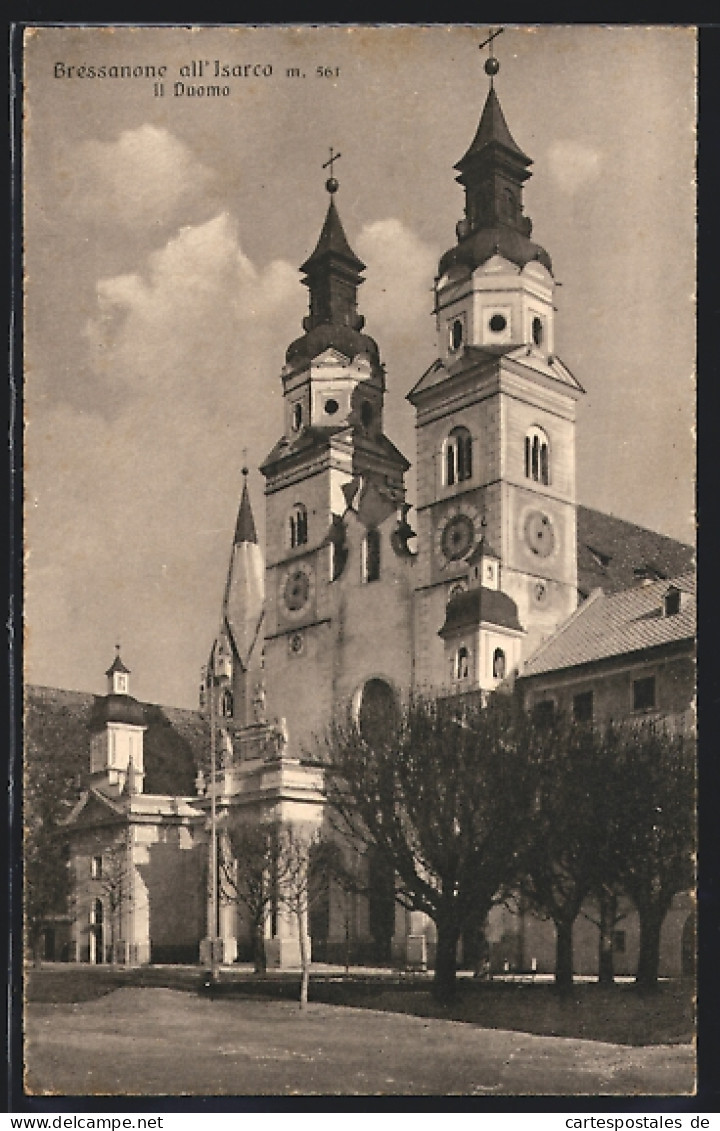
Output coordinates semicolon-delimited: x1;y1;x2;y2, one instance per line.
521;571;695;678
25;685;205;796
577;506;695;597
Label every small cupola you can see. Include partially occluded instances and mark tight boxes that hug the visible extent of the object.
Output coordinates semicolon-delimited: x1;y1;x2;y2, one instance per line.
106;645;131;695
466;535;501;591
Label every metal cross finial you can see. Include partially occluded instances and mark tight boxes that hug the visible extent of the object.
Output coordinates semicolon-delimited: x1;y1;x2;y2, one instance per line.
322;146;342;193
479;26;503;83
241;448;249;477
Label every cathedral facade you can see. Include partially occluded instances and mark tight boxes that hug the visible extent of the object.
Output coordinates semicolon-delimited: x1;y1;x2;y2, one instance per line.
55;66;694;973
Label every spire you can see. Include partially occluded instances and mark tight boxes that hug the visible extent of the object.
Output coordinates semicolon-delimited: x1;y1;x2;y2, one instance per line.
105;644;130;679
222;471;265;671
454;84;533;238
456;85;531;170
233;469;258;545
439;47;552;276
299;174;366;334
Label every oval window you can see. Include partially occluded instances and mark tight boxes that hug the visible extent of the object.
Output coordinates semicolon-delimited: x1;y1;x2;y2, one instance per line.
489;313;507;333
324;398;339;416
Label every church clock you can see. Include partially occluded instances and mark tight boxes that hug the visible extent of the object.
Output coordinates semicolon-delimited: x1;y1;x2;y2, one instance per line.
435;503;483;566
523;510;556;559
279;561;316;619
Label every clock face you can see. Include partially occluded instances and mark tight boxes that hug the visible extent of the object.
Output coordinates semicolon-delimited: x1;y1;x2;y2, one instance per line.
441;514;475;561
524;510;556;559
280;563;315;618
435;504;481;565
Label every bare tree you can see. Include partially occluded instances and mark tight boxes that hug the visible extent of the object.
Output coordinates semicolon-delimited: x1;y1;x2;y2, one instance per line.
220;818;278;974
323;694;538;1003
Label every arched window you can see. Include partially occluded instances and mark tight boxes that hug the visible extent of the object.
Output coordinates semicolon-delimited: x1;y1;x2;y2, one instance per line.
524;427;550;485
288;503;308;549
292;402;303;432
363;528;381;583
492;648;506;680
444;427;473;487
455;645;470;681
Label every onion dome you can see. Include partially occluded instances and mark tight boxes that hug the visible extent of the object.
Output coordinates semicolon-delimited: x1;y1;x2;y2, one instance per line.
438;587;523;638
90;692;146;730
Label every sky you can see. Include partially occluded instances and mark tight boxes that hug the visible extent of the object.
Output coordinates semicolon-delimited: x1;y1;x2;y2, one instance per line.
23;25;696;709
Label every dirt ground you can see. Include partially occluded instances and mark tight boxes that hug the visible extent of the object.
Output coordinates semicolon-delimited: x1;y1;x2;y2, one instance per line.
24;985;695;1097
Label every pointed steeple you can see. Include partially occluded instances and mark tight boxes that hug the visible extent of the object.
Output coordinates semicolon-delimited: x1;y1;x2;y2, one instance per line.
440;63;552;276
457;85;530;169
455;84;533;239
105;645;131;695
222;470;265;672
299;190;366;333
285;174;381;373
233;473;258;545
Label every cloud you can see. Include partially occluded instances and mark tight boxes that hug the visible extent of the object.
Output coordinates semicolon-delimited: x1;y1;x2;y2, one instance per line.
57;124;218;229
356;219;437;350
546;140;602;195
25;212;437;705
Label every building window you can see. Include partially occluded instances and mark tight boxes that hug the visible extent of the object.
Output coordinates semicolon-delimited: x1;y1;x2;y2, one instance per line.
363;528;381;583
288;503;308;549
533;699;555;726
573;690;594;723
613;930;626;954
449;318;464;352
633;675;656;712
532;316;544;347
91;898;104;926
454;646;470;681
444;427;473;486
489;313;507;333
664;588;682;616
525;427;550;485
91;855;103;880
292;402;303;432
492;648;506;680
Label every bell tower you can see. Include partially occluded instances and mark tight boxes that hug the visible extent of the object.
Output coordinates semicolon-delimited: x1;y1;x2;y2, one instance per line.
260;166;411;749
409;46;584;691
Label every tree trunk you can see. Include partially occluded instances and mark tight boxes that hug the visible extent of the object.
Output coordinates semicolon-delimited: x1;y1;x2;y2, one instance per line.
253;921;267;976
433;920;460;1003
554;917;575;994
298;913;310;1009
635;903;666;992
598;891;616;986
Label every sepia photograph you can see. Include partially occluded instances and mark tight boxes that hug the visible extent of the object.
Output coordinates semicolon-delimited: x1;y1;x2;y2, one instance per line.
21;24;696;1098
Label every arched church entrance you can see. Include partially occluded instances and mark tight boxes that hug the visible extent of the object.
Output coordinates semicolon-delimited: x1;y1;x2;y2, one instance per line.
357;678;398;748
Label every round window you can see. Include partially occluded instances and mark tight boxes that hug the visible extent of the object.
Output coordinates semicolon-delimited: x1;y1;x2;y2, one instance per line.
489;313;507;333
450;319;464;351
532;317;544;346
324;398;339;416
